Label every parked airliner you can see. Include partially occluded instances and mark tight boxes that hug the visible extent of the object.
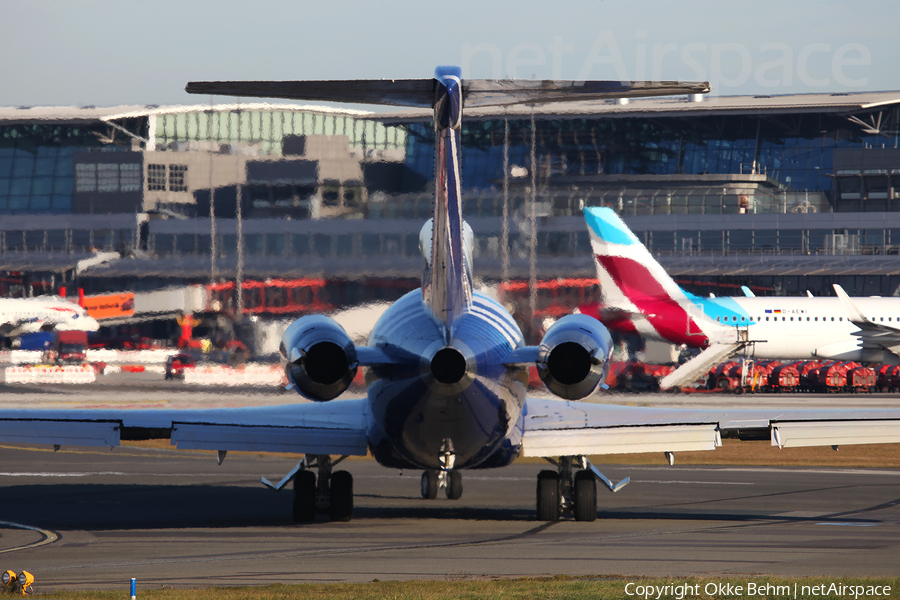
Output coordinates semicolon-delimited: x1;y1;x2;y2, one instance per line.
0;70;898;523
0;296;99;338
582;206;900;387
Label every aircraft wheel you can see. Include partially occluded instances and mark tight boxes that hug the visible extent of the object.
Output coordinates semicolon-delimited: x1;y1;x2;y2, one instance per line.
446;470;463;500
292;470;317;522
573;470;597;522
536;470;560;522
421;470;438;499
329;470;353;522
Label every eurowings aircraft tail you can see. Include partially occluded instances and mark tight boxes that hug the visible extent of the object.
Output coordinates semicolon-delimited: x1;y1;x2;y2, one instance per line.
187;71;708;330
583;207;728;347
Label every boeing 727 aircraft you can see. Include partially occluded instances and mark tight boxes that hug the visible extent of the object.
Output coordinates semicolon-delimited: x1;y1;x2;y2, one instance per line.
0;70;899;523
582;207;900;388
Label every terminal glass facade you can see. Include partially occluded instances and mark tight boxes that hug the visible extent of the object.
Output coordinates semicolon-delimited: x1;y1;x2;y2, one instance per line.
405;108;900;197
153;109;407;155
0;123;128;213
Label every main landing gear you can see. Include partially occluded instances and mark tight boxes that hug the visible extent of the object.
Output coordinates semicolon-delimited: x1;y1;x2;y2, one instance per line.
536;456;630;522
261;454;354;522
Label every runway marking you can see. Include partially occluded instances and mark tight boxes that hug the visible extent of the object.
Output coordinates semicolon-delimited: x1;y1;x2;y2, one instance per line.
816;522;881;527
0;472;263;477
0;521;59;554
624;465;900;477
635;480;753;485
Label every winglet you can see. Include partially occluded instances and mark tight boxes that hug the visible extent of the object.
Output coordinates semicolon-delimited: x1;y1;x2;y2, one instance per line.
740;286;756;298
833;284;869;324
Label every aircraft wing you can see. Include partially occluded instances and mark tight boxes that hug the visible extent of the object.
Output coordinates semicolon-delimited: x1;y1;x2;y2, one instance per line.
522;398;900;457
0;400;369;455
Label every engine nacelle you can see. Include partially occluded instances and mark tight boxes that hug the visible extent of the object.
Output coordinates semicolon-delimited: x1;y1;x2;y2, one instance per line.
280;315;358;401
537;314;613;400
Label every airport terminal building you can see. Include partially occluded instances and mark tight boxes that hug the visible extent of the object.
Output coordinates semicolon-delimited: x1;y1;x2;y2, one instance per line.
3;91;900;308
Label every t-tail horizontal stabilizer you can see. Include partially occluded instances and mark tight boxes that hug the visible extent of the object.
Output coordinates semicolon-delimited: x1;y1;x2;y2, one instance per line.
186;78;709;109
659;342;748;390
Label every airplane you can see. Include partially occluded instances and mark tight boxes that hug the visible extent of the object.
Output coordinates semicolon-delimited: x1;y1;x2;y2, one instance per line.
581;206;900;388
0;69;898;524
0;296;100;338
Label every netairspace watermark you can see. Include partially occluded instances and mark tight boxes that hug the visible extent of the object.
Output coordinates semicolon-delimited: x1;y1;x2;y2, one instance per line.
462;32;872;90
624;581;892;600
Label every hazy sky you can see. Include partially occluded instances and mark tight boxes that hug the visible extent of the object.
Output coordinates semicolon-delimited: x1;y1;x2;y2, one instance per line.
2;0;898;108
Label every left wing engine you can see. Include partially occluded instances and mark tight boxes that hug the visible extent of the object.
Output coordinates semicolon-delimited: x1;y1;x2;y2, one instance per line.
280;315;359;401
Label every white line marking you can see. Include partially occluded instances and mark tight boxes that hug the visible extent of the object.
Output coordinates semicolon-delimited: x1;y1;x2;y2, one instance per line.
635;480;754;485
0;521;58;554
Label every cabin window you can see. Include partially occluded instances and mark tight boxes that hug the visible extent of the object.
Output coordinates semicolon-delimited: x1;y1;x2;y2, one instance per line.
814;317;818;321
741;317;746;322
716;317;720;321
765;316;769;321
732;316;737;322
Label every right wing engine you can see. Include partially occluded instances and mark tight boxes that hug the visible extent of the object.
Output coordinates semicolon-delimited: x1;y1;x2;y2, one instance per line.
504;314;613;400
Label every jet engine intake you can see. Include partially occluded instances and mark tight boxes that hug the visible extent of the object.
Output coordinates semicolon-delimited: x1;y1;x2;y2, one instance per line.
537;314;613;400
280;315;358;401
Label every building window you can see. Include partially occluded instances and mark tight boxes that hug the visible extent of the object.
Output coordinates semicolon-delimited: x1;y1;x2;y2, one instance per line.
120;163;141;191
148;164;166;191
75;163;96;192
97;163;118;192
168;164;187;192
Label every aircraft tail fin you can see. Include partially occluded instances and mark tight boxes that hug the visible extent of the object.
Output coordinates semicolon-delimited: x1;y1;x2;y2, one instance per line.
583;207;689;311
185;70;708;331
583;207;718;346
423;67;472;328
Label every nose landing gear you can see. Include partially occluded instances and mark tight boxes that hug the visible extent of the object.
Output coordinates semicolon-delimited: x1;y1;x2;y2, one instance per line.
420;438;463;500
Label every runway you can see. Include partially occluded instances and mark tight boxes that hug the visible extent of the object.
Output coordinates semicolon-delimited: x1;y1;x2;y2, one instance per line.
0;377;899;589
0;442;897;590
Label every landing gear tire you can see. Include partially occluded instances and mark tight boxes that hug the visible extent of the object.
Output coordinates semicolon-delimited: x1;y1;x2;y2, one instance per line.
573;470;597;522
329;470;353;522
421;470;438;499
536;470;560;522
292;470;317;523
446;470;463;500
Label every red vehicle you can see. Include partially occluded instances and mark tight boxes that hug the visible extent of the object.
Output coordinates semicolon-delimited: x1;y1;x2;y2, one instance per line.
55;330;88;364
499;278;601;343
768;363;799;392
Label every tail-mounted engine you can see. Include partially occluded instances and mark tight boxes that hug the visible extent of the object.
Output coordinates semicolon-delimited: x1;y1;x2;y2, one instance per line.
280;315;358;401
537;314;613;400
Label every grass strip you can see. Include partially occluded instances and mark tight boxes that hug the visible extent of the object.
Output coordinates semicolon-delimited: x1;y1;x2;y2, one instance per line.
33;575;900;599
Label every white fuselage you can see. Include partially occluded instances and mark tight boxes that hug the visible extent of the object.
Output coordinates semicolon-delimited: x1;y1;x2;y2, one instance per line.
0;297;100;336
710;296;900;362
